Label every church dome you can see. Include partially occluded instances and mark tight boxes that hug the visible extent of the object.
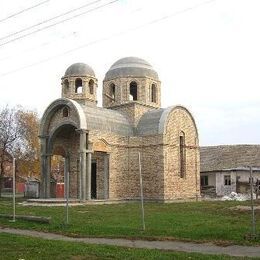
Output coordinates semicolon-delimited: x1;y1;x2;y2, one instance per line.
104;57;159;81
64;63;95;77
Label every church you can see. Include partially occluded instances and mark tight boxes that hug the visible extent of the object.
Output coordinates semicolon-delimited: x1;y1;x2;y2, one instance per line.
39;57;200;202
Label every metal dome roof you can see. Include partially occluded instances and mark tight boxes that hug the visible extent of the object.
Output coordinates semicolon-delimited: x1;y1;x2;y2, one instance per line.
104;57;159;81
64;63;95;77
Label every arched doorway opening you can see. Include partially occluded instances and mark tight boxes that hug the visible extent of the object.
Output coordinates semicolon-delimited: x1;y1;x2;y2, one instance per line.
48;123;80;198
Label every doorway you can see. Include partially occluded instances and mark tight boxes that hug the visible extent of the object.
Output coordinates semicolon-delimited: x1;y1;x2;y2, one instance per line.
91;161;97;199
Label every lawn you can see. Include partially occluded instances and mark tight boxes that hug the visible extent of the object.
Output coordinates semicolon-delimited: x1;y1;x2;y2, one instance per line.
0;233;253;260
0;198;259;245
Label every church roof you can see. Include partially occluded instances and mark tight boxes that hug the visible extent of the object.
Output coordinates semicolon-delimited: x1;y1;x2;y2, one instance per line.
200;145;260;172
81;105;134;136
64;63;95;77
136;105;198;137
104;57;159;81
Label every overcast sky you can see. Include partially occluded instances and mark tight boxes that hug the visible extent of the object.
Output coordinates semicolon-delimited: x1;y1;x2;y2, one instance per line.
0;0;259;146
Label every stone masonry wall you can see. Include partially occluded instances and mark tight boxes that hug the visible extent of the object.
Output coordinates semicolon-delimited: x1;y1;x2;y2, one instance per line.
163;108;200;200
88;131;165;200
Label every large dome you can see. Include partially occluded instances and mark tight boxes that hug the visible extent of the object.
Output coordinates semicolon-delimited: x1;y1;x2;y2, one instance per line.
104;57;159;81
64;63;95;77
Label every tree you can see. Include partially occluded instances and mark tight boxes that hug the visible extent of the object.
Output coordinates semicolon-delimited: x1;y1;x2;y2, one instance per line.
0;106;40;196
15;108;40;179
0;106;23;196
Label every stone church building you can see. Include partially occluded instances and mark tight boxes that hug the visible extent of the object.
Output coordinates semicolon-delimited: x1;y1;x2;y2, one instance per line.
39;57;200;201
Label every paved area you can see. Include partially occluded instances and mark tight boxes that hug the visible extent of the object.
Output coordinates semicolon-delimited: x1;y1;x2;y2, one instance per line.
1;227;260;258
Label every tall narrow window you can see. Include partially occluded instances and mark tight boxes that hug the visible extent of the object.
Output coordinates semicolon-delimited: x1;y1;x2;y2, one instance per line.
179;132;186;178
129;81;137;101
75;78;83;93
110;83;115;100
151;83;157;103
89;79;94;94
64;79;69;94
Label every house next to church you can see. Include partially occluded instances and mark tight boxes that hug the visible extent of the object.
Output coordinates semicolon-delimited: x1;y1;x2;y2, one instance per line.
39;57;200;202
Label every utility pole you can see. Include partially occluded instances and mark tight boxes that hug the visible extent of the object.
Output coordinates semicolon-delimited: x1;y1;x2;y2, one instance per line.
10;158;16;222
249;166;256;237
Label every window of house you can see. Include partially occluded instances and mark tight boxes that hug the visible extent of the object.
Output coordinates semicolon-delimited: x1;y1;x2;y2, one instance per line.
129;81;137;101
224;175;231;186
151;83;157;103
201;176;208;186
110;83;115;100
62;107;69;117
179;132;186;178
64;79;69;94
89;79;94;94
75;78;83;93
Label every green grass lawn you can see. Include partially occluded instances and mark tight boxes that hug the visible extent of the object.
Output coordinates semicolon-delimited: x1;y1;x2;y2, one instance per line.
0;233;252;260
0;198;259;245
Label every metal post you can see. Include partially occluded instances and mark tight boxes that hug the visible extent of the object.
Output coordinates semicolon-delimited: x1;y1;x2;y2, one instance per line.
138;152;145;231
11;158;16;222
66;170;69;225
249;166;256;236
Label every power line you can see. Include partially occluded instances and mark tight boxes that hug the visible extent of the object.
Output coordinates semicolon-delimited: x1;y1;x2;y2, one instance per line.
0;0;216;77
0;0;105;42
0;6;143;62
0;0;119;47
0;0;50;23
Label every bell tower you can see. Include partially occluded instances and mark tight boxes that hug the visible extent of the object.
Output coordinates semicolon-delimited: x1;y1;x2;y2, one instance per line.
61;63;98;106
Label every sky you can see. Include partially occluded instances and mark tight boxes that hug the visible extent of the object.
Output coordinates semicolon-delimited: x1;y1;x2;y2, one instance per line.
0;0;259;146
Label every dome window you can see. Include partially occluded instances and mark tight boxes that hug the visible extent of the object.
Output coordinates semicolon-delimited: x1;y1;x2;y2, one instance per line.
62;107;69;117
110;83;115;100
89;79;94;94
64;79;69;94
75;78;83;93
151;83;157;103
129;81;137;101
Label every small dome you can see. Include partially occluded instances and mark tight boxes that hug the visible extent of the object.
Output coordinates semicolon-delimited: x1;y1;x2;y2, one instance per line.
64;63;95;77
104;57;159;81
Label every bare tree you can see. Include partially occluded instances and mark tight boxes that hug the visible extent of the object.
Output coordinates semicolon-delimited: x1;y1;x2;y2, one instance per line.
0;106;23;196
0;106;40;196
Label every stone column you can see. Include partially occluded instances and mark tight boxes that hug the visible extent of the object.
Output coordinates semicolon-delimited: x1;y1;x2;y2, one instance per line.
86;151;92;200
39;135;49;198
103;153;109;199
79;129;87;201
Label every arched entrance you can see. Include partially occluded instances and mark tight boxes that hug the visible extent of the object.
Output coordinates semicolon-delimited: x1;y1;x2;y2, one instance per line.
40;123;80;199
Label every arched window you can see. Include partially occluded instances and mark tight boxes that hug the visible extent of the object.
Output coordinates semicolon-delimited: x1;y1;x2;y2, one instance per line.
110;83;115;100
179;131;186;178
129;81;137;101
151;83;157;103
62;107;69;117
75;78;83;93
64;79;69;94
89;79;94;94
